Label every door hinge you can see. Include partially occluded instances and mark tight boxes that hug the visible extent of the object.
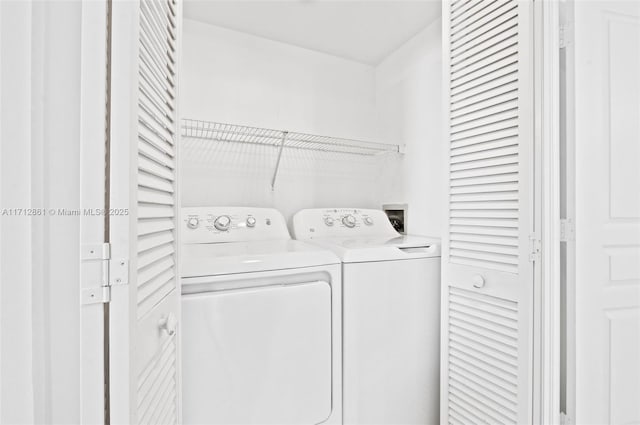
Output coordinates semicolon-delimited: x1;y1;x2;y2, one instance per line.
559;23;572;49
560;412;572;425
560;218;575;242
529;234;541;262
81;285;111;305
81;243;129;305
109;257;129;286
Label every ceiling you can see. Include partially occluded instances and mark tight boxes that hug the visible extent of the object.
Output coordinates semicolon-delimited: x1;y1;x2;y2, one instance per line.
183;1;441;65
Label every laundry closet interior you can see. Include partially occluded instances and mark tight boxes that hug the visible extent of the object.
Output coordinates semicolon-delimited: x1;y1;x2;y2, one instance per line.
106;0;539;423
177;2;445;424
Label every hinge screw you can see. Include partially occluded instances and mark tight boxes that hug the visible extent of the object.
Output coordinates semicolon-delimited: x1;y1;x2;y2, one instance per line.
116;278;122;283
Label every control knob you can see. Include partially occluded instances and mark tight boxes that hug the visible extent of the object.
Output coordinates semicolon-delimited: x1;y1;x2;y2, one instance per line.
214;215;232;231
246;217;257;228
342;214;357;228
186;217;199;229
364;217;374;225
324;217;335;226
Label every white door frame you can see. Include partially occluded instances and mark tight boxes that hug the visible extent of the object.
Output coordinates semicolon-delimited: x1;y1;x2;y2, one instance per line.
535;0;562;424
79;0;109;423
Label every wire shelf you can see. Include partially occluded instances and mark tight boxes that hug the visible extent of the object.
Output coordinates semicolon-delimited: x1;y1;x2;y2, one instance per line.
181;119;400;156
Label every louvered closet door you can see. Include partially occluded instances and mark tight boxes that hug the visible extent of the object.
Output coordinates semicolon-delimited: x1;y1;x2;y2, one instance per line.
109;0;181;423
442;1;535;424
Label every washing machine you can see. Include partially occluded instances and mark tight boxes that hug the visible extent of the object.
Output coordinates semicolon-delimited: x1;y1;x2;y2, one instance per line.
180;207;342;425
293;208;441;425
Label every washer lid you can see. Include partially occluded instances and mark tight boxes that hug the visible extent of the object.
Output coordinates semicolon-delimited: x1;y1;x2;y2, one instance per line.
307;235;441;263
180;239;340;278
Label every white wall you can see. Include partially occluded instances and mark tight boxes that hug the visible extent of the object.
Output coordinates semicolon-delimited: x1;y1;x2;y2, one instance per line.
181;20;379;140
374;19;444;237
180;19;400;222
1;1;89;423
180;18;443;232
1;2;35;421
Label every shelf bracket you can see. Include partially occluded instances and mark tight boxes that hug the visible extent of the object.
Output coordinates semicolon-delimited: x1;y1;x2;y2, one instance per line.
270;131;288;191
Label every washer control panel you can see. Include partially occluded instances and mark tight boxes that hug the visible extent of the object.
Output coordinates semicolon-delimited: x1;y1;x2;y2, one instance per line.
181;207;290;244
293;208;399;239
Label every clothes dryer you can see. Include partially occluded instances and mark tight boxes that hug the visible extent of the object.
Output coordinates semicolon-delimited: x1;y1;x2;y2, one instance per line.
293;208;440;425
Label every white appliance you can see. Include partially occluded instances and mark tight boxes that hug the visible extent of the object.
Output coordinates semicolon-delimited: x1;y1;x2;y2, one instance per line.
293;208;441;425
180;207;342;425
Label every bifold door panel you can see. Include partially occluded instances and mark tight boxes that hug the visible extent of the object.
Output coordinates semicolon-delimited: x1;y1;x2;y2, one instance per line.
108;0;181;423
182;281;332;425
442;1;535;424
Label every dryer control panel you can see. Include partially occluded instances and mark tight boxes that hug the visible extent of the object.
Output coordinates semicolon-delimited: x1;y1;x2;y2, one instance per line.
293;208;399;239
181;207;290;244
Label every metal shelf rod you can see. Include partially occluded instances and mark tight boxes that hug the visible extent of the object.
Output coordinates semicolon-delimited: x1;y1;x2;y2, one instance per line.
270;131;288;191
